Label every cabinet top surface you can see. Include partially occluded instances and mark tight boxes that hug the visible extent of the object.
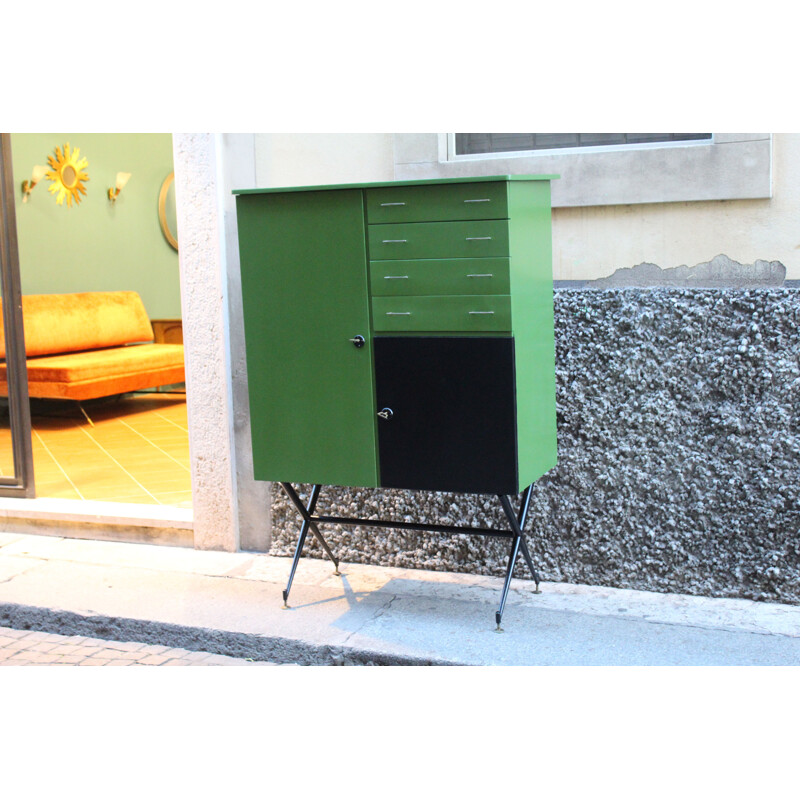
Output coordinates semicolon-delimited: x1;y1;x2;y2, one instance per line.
232;174;558;196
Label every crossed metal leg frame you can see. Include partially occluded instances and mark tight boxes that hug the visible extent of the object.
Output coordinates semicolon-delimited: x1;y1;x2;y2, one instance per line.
279;482;541;631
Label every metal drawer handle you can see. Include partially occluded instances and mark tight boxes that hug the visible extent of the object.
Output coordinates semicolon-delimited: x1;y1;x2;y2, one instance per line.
465;236;492;241
384;275;409;280
469;311;495;315
382;239;407;244
464;198;491;203
386;312;412;316
467;273;494;278
380;202;406;207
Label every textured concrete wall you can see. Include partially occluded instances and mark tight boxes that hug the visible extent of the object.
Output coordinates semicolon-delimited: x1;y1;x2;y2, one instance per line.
173;133;271;551
269;289;800;604
173;133;238;550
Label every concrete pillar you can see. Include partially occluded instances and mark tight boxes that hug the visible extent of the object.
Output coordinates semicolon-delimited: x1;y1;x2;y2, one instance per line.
172;133;271;551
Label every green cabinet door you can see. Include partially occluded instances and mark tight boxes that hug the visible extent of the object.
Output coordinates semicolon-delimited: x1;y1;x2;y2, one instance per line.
236;189;378;487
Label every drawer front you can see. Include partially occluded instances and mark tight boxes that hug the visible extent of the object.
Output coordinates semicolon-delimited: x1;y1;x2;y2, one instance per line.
370;258;510;297
368;220;509;260
372;295;511;332
366;181;508;224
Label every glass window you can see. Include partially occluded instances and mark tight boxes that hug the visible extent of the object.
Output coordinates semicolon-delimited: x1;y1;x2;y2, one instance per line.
455;133;712;155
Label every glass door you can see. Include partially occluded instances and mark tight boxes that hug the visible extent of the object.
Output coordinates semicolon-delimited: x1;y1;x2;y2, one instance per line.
0;133;34;497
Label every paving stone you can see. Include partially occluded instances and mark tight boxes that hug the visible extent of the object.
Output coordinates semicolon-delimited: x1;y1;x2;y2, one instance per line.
21;651;57;663
27;641;61;653
136;654;172;665
0;650;23;661
103;641;153;653
4;625;281;666
56;654;86;664
47;645;85;656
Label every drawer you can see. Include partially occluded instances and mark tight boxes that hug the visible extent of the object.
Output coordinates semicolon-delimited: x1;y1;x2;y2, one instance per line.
372;295;511;332
368;220;509;261
370;258;510;296
366;181;508;224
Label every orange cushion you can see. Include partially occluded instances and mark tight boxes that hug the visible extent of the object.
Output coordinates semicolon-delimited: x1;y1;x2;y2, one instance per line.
0;291;154;359
18;343;184;384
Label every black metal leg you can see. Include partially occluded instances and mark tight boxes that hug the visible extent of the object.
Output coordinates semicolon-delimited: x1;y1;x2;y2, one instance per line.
512;485;540;586
495;526;522;631
276;481;540;629
518;537;541;590
281;484;321;607
517;484;540;594
517;484;533;529
280;482;340;570
279;483;341;608
515;485;542;590
496;491;542;630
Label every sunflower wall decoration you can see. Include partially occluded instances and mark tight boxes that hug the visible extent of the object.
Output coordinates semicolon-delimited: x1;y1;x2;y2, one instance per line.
45;143;89;207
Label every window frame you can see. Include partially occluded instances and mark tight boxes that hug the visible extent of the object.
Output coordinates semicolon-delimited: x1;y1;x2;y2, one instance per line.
391;133;772;207
447;133;714;161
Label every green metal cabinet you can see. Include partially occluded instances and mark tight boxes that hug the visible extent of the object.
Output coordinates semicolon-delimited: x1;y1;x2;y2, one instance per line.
234;175;558;495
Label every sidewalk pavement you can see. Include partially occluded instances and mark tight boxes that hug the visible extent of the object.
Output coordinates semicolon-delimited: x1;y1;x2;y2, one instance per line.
1;530;799;666
0;625;276;666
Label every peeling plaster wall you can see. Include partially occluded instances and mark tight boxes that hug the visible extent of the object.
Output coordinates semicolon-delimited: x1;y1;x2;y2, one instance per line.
269;289;800;604
552;134;800;282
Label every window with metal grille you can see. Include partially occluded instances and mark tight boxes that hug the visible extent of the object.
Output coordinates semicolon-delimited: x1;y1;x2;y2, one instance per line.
455;133;712;155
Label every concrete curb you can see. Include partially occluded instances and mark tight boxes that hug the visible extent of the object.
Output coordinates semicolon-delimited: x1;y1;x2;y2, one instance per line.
0;602;460;667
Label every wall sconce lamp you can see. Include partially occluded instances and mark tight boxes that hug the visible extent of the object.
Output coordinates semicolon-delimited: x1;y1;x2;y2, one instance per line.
108;172;131;203
21;165;48;202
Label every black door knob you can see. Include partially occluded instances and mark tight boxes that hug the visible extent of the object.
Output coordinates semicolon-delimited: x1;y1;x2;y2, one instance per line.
350;335;365;348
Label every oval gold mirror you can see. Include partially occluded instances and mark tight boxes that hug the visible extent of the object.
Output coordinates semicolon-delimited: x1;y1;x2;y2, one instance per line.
158;171;178;251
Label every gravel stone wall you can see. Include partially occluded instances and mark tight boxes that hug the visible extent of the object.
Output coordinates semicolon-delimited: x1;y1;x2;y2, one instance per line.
269;289;800;604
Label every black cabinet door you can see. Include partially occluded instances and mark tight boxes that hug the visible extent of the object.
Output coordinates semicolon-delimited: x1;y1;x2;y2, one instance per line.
374;337;518;494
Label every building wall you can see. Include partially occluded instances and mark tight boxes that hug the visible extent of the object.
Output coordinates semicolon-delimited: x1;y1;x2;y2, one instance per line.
249;132;799;281
11;133;180;319
253;133;394;187
269;287;800;604
552;134;799;282
173;131;799;561
246;132;800;600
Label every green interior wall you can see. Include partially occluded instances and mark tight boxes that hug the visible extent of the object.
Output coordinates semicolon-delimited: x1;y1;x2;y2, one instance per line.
9;133;180;320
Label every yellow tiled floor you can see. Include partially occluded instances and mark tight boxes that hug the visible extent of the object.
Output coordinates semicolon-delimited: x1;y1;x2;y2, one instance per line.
0;393;191;507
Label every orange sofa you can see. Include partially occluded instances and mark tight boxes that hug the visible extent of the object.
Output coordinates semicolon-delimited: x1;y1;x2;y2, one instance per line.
0;291;185;401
